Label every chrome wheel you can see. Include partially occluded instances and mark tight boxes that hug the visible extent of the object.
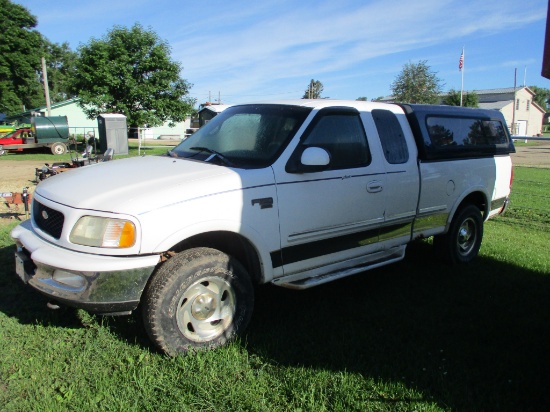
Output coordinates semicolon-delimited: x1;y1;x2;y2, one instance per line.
176;276;236;342
457;217;477;256
433;204;483;264
143;247;254;355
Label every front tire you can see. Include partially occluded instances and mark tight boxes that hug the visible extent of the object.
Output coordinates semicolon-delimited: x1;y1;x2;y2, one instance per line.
142;248;254;355
434;204;483;264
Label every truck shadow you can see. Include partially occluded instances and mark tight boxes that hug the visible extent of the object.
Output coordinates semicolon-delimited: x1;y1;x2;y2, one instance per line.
1;240;548;410
0;244;84;329
0;242;156;349
245;240;550;410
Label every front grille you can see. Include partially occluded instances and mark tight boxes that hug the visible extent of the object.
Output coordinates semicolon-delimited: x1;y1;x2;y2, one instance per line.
33;200;64;239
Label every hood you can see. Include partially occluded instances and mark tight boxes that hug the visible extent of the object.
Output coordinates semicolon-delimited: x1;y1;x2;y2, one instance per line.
35;156;242;215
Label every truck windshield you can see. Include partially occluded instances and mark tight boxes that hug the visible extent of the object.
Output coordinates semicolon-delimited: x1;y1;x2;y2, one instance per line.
170;104;312;169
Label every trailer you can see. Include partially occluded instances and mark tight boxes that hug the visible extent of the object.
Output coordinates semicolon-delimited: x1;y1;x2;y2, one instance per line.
0;116;69;155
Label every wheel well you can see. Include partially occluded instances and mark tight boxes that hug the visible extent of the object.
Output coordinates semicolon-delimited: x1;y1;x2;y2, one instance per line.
458;191;487;218
167;231;263;285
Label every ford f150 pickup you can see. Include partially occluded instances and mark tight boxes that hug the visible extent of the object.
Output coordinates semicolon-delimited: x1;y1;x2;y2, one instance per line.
11;100;515;354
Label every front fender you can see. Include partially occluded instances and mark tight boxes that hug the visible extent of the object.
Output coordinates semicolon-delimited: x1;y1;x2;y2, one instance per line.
151;219;278;284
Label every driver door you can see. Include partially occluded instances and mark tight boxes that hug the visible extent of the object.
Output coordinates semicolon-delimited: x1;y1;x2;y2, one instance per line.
272;107;387;276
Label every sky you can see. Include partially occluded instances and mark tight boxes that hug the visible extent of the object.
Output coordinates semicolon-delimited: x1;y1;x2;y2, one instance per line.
12;0;550;106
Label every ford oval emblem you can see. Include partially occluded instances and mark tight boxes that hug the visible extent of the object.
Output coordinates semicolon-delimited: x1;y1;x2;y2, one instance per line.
42;210;49;220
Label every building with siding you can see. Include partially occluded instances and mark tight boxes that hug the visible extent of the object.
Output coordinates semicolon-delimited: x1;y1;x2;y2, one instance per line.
475;87;545;136
381;87;546;136
4;98;191;140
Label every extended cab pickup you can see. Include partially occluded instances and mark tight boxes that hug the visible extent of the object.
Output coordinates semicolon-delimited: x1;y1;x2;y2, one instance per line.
11;100;514;354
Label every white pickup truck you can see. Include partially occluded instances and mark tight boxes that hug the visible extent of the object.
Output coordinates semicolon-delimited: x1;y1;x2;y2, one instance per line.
11;100;514;355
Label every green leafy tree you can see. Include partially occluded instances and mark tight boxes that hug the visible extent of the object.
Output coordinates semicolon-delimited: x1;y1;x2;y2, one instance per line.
356;96;368;101
70;24;195;127
529;86;550;111
442;89;479;107
0;0;45;114
391;60;443;104
302;79;325;99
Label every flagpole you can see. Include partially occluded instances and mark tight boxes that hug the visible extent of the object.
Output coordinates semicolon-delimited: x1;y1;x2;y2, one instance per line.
460;47;465;106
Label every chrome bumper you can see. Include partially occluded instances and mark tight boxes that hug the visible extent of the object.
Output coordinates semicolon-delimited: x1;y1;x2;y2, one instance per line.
12;220;159;315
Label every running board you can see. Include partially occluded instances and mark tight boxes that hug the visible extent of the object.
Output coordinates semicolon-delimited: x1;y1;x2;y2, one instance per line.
273;248;406;290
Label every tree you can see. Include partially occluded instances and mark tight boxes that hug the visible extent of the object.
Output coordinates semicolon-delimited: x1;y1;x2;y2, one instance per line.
0;0;45;114
390;60;443;104
43;41;78;104
302;79;325;99
529;85;550;111
356;96;368;101
70;24;195;127
442;89;479;107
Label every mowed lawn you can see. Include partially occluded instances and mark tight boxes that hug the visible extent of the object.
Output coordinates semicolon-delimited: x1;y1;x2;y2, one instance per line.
0;166;548;411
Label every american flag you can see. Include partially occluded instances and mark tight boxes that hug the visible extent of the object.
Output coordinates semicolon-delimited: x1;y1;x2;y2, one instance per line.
459;50;464;71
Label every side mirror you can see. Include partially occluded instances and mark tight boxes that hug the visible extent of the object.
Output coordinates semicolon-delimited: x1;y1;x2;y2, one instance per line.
301;147;330;167
286;146;331;173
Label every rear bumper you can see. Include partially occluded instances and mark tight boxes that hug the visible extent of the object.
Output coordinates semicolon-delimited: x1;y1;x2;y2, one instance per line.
11;220;159;315
499;196;511;215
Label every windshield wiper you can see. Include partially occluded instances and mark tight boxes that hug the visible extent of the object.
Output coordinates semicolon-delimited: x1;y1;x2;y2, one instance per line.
190;147;235;167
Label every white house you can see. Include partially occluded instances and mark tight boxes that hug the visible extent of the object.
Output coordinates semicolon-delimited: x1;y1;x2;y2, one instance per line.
5;98;191;140
474;87;545;136
381;86;546;136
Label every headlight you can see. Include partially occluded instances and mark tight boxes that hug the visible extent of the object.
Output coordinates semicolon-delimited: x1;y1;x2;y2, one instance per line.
70;216;136;248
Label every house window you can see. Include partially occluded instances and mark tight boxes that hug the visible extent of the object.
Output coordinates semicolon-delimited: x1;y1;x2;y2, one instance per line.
527;100;530;111
516;99;520;110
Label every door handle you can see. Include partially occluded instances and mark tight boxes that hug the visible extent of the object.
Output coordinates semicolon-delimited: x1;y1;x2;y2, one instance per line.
367;180;383;193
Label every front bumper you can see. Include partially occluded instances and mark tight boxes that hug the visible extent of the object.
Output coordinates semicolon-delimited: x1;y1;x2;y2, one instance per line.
11;220;160;314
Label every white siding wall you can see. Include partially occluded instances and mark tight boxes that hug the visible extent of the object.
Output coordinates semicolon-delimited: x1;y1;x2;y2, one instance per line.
512;89;543;136
43;100;191;140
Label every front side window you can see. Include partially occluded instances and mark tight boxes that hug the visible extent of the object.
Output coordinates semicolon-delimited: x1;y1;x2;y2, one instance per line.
171;104;311;169
293;108;371;170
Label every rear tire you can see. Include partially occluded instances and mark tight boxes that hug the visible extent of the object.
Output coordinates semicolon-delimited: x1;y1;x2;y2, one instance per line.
434;204;483;264
142;248;254;355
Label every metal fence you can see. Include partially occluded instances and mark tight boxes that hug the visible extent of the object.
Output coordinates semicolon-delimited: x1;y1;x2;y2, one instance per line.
69;127;99;140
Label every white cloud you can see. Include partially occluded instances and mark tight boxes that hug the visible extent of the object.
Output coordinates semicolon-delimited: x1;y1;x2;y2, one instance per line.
14;0;548;101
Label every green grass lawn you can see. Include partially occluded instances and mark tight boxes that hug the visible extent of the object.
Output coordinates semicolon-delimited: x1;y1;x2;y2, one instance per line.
0;141;171;161
0;167;548;411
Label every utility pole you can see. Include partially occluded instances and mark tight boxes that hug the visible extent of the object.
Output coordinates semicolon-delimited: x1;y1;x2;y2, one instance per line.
41;57;51;116
512;68;517;135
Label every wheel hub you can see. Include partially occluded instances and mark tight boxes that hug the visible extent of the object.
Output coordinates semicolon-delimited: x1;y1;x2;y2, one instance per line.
458;219;475;253
191;293;217;320
459;226;471;244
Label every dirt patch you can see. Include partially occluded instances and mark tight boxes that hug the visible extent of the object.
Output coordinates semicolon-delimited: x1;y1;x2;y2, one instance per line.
0;160;39;221
510;140;550;168
0;160;41;192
